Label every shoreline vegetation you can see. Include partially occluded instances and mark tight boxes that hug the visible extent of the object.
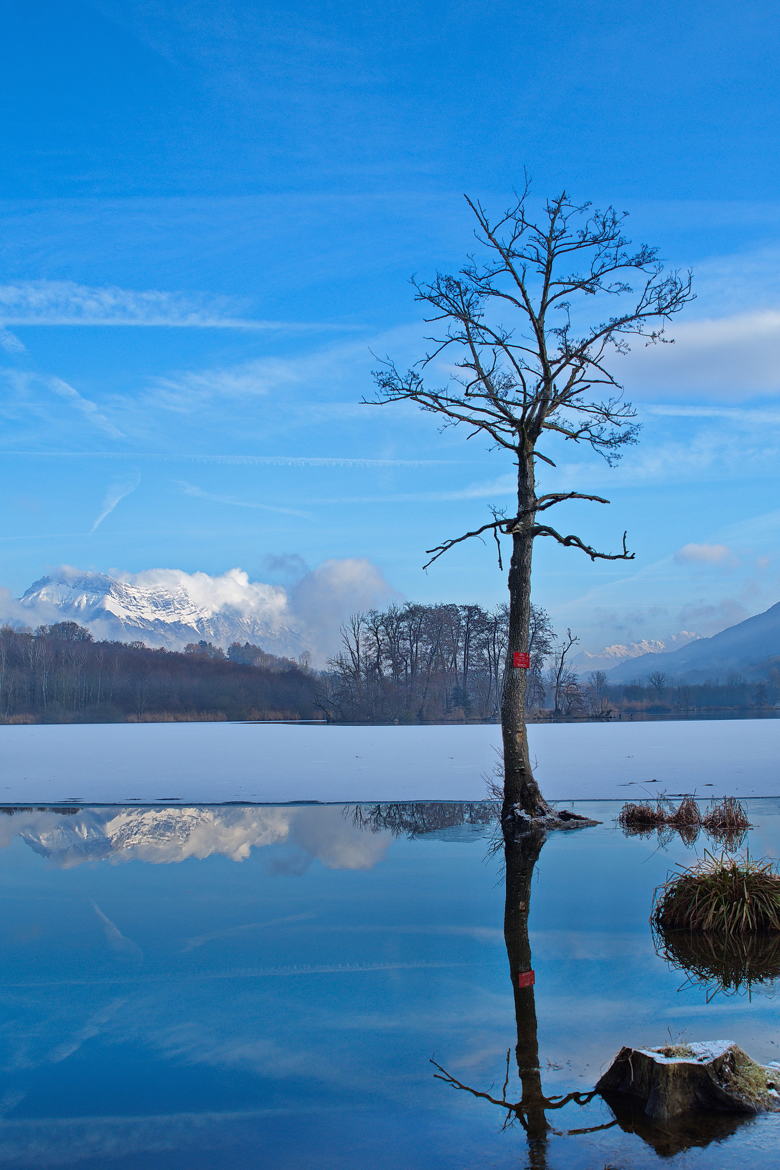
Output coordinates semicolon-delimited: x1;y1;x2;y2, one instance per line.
2;617;778;725
5;710;779;726
0;622;319;725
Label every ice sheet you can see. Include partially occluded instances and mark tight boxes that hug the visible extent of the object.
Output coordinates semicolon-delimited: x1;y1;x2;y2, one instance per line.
1;719;778;803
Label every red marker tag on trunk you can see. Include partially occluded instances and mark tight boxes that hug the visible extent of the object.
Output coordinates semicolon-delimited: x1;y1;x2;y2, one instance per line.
518;969;535;988
513;652;530;669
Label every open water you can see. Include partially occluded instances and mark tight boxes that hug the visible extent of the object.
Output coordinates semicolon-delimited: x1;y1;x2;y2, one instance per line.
0;797;778;1168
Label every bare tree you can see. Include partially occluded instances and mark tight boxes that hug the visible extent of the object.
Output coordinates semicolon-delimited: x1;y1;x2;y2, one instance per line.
369;186;693;826
586;670;611;718
550;627;580;717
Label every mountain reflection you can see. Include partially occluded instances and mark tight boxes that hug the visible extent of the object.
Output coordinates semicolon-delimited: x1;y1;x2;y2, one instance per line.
0;805;388;870
0;801;496;870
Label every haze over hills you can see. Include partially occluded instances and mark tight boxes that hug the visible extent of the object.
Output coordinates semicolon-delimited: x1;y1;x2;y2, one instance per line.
607;601;780;684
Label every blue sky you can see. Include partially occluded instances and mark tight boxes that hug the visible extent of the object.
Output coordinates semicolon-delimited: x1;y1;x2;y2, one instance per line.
2;0;780;659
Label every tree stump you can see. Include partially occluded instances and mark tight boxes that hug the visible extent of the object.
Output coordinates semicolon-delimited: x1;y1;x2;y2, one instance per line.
596;1041;780;1121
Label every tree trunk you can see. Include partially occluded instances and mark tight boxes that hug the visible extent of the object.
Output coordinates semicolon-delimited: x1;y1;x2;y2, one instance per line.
501;450;552;821
505;829;550;1164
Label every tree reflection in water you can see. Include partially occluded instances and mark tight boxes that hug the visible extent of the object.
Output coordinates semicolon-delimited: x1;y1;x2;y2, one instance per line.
350;801;497;838
427;815;769;1166
432;828;617;1169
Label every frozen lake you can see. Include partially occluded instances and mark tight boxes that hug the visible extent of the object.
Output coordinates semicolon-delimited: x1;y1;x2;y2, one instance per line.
1;718;778;803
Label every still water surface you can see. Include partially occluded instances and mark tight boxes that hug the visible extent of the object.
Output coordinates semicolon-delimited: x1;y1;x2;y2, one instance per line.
0;800;778;1168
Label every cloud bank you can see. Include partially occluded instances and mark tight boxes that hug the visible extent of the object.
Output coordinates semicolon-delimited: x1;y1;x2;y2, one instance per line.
4;560;397;666
620;308;780;400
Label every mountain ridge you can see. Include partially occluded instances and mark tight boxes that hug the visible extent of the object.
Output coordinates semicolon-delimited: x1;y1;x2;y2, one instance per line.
608;601;780;684
19;568;302;655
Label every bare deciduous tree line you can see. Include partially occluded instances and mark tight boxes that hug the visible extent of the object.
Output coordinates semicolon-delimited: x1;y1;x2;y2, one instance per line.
0;622;318;723
320;602;566;722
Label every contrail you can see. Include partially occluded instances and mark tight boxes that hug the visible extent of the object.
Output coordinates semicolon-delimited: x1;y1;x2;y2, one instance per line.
90;472;141;533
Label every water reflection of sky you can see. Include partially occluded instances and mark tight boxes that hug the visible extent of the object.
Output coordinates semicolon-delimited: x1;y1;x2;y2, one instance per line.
0;801;777;1168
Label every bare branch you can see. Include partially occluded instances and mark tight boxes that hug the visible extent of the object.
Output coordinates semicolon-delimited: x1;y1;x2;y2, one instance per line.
423;514;511;569
430;1059;515;1111
535;491;610;511
492;525;504;571
423;493;613;568
533;525;634;561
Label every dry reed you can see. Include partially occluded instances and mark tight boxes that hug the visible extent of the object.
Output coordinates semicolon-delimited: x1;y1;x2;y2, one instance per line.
702;796;751;833
618;802;667;830
667;795;702;828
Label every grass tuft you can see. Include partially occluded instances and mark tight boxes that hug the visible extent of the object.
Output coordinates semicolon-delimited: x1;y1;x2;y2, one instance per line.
618;802;667;830
652;852;780;936
667;796;702;828
702;796;751;832
618;794;751;849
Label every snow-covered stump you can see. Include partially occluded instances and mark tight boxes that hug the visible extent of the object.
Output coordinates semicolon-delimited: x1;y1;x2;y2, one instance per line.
596;1041;780;1121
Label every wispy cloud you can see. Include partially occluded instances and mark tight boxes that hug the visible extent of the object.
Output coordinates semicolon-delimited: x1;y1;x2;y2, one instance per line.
144;323;421;412
176;479;311;518
0;451;456;467
691;242;780;315
318;473;515;506
48;376;125;439
0;280;357;332
547;423;780;491
90;472;141;533
181;912;313;953
0;327;25;353
645;403;780;424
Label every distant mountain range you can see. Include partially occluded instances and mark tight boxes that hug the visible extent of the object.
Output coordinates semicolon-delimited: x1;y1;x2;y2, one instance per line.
608;601;780;684
15;569;780;686
19;569;302;655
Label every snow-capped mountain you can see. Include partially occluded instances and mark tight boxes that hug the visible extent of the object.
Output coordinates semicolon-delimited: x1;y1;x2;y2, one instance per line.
19;568;302;654
607;601;780;684
575;631;700;674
